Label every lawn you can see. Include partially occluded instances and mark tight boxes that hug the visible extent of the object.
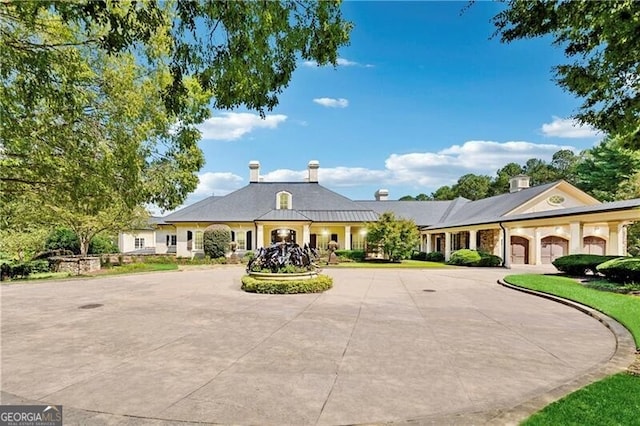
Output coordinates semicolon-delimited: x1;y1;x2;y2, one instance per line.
504;273;640;425
327;259;455;269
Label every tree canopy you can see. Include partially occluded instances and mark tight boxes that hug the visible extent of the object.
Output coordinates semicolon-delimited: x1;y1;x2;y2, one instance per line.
0;1;351;251
366;212;419;262
493;0;640;148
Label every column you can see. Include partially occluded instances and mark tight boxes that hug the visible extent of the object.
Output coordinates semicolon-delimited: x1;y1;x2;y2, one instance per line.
444;232;452;261
469;230;477;250
618;223;626;255
606;222;620;255
256;224;264;249
425;233;432;253
534;228;542;265
569;222;583;254
502;226;511;268
343;225;351;251
302;224;311;246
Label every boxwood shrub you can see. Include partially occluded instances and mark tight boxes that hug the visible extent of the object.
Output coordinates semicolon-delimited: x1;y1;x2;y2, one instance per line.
552;254;621;276
334;250;365;262
476;253;502;267
241;274;333;294
425;251;445;262
596;257;640;284
446;249;502;267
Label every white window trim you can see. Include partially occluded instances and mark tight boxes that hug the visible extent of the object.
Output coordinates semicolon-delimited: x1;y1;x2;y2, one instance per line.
276;191;292;210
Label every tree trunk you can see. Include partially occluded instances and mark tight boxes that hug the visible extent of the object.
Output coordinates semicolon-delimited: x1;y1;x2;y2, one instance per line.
79;237;90;256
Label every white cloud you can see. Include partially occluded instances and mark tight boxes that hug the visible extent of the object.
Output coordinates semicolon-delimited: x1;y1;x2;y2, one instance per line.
260;169;307;182
261;166;388;187
336;58;358;66
313;97;349;108
192;172;244;198
197;112;287;141
385;140;577;187
541;116;602;138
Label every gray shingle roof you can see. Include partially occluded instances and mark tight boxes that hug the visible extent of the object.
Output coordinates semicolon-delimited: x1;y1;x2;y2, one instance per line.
356;200;456;227
163;182;375;223
256;209;311;221
298;210;379;222
500;197;640;223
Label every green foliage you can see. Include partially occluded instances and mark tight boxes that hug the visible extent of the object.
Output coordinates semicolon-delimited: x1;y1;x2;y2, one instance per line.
425;251;446;262
476;253;503;267
241;274;333;294
0;259;49;280
584;280;640;294
447;249;482;266
552;254;622;276
335;250;366;262
88;234;119;254
203;228;231;259
597;257;640;284
453;174;492;200
45;227;80;254
0;227;49;261
411;251;427;261
366;212;420;262
493;1;640;148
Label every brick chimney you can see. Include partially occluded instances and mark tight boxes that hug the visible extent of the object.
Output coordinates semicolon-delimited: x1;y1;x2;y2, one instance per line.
307;160;319;183
375;189;389;201
249;160;260;183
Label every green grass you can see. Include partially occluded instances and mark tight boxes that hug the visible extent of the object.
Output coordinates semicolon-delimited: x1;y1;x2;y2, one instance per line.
101;263;179;275
505;274;640;348
504;273;640;425
522;373;640;426
326;259;455;269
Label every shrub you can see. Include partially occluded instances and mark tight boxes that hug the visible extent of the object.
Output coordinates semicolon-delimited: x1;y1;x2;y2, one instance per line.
596;257;640;284
0;262;33;280
447;249;482;266
204;228;231;258
29;259;50;273
477;253;502;267
88;235;119;254
45;227;80;254
241;274;333;294
552;254;621;276
411;251;427;261
335;250;366;262
425;251;445;262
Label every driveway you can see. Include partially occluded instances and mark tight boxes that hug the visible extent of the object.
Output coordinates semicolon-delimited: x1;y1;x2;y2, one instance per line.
0;267;623;425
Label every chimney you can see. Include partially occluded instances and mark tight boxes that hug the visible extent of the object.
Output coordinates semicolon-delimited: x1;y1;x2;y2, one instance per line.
375;189;389;201
509;175;530;193
249;160;260;183
307;160;319;183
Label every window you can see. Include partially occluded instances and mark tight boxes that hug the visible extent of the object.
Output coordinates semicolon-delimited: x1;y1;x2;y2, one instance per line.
166;235;177;246
194;231;203;250
236;232;246;250
548;195;565;206
276;191;292;209
134;238;145;249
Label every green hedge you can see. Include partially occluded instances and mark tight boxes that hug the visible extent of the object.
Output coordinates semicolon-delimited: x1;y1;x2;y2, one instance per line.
552;254;621;276
0;260;50;281
446;249;502;267
334;250;365;262
241;274;333;294
425;251;445;262
596;257;640;284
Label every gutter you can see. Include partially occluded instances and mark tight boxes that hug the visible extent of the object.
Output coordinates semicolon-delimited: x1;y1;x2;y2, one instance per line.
499;222;508;268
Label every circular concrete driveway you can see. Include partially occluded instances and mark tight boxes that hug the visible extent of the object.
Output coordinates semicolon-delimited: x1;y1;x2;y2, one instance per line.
1;267;619;425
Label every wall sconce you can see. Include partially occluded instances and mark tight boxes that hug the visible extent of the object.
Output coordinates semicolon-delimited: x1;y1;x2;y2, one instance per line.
322;229;329;236
360;229;367;236
594;227;600;234
555;227;562;234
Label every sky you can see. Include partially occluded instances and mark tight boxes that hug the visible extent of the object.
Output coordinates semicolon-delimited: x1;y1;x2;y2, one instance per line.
177;1;603;211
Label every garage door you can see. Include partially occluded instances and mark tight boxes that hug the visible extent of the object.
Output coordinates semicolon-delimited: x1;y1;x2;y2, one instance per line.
583;236;606;255
511;236;529;264
541;236;568;264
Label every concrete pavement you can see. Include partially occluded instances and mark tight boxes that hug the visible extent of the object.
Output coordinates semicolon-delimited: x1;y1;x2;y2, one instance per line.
0;266;633;425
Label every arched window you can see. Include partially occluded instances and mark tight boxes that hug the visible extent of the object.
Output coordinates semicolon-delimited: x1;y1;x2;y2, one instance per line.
276;191;292;209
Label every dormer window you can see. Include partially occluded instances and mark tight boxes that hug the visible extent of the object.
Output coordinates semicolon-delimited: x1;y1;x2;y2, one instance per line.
276;191;292;210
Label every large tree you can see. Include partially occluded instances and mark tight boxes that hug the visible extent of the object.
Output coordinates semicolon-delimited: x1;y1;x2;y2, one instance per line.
453;174;492;201
366;212;419;262
0;1;351;250
493;0;640;148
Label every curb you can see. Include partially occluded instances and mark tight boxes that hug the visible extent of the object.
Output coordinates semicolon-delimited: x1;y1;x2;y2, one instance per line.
488;278;638;425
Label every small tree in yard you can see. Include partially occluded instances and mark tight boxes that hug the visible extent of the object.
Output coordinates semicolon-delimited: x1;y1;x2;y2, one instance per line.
366;212;420;262
204;226;231;259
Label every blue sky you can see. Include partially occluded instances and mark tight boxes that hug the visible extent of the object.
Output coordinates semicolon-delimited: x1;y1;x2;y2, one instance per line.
182;1;602;210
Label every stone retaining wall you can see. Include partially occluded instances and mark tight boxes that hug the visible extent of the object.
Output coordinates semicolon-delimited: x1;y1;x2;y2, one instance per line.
51;256;101;275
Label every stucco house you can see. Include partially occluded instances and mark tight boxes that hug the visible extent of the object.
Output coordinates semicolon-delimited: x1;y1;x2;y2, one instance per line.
119;160;640;267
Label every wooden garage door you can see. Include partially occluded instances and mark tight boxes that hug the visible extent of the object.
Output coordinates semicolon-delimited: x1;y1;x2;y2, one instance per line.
511;236;529;264
583;236;606;255
541;236;568;264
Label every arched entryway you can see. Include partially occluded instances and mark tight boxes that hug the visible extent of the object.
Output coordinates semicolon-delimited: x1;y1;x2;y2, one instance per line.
583;236;606;255
271;228;296;244
511;236;529;264
541;236;568;264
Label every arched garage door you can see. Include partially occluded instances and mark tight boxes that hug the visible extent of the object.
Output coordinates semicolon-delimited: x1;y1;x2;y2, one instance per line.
583;236;606;255
541;236;568;264
511;236;529;264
